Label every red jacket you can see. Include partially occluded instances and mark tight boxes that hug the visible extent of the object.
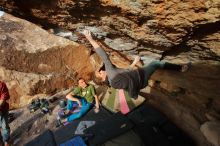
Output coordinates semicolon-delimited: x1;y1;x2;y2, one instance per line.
0;81;10;112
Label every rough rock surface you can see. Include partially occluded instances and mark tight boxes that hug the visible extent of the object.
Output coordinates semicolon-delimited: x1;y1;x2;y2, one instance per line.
0;13;100;108
0;0;220;146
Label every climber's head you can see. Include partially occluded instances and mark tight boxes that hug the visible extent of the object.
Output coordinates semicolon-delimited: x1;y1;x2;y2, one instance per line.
95;70;107;82
92;65;108;85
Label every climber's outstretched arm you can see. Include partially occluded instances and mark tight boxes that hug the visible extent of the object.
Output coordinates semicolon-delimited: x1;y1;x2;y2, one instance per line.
83;30;114;70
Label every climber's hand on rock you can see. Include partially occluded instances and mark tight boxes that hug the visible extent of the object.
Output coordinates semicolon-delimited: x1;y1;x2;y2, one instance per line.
83;30;93;40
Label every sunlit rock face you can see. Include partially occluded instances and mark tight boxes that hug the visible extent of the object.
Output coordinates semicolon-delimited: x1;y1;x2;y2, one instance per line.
0;13;99;108
0;0;220;145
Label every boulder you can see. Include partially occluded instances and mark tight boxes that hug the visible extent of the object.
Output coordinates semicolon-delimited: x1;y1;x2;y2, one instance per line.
0;13;95;108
